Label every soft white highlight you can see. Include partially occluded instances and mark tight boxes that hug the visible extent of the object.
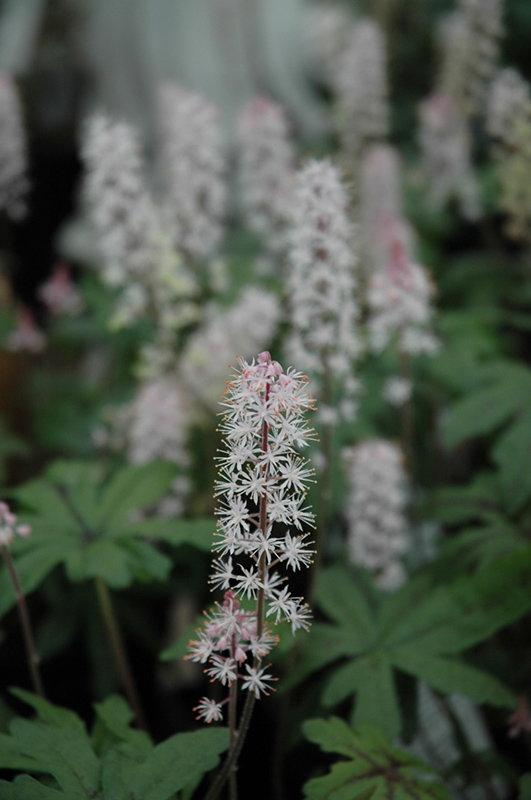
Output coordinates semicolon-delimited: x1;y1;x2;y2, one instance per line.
367;236;438;357
418;93;480;220
158;83;226;261
285;158;360;421
236;96;294;260
180;286;281;410
343;439;409;592
334;19;389;158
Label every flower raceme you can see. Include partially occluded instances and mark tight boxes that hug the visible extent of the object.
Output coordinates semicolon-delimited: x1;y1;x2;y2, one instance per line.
186;352;316;723
0;502;31;546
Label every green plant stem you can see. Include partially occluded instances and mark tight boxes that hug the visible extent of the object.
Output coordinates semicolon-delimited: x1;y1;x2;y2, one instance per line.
2;543;44;698
94;577;147;731
228;646;239;800
205;690;257;800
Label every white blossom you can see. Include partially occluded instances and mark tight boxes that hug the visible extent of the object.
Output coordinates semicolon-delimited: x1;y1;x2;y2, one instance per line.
487;68;531;146
128;376;191;468
82;114;166;289
418;92;480;221
38;264;83;316
334;19;389;159
343;440;409;591
180;286;281;410
359;145;416;274
383;376;412;407
186;353;316;723
304;3;355;86
236;96;295;261
0;73;29;220
367;237;438;357
437;0;504;114
157;82;226;261
81;113;197;339
285;159;360;421
0;501;31;546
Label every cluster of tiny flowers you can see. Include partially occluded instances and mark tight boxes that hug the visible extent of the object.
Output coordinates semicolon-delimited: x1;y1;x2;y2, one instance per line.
236;97;295;261
38;264;83;317
487;68;531;146
180;287;281;410
82;114;168;289
158;82;226;262
81;114;196;337
487;68;531;241
128;376;191;469
383;376;412;408
285;159;360;423
437;0;504;115
304;2;355;87
418;93;480;221
5;309;46;354
367;236;438;357
0;73;29;220
187;352;316;723
94;378;192;518
343;440;409;592
187;590;278;721
333;19;389;160
0;501;31;546
358;145;416;275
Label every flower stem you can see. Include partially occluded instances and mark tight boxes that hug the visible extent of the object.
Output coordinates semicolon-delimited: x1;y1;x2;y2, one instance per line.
1;542;44;698
94;577;147;731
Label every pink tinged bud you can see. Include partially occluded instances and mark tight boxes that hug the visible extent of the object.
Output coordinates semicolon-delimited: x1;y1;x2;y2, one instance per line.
258;351;271;363
4;512;16;527
235;646;247;662
17;524;31;538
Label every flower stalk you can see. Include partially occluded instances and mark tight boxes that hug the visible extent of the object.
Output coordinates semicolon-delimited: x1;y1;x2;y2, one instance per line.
0;502;44;697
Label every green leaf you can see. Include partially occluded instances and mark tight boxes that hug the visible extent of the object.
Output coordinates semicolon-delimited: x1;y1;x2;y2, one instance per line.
64;539;135;588
101;747;144;798
92;695;152;756
426;472;501;525
99;462;178;531
493;408;531;513
0;733;43;773
126;517;215;552
391;650;516;707
300;560;527;736
349;657;401;738
315;567;377;643
302;718;449;800
9;689;85;732
10;718;100;798
0;775;66;799
45;461;105;530
12;480;78;532
0;538;75;618
123;727;229;799
520;774;531;800
442;360;531;449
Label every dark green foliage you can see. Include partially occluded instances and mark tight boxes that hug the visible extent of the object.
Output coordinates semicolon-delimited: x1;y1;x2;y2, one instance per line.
0;459;214;616
302;717;449;800
286;562;525;738
0;692;228;799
